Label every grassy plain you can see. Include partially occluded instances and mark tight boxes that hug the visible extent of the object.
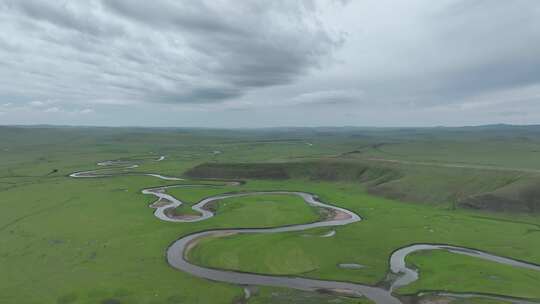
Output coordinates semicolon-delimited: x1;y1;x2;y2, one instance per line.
2;125;540;304
189;183;540;295
401;250;540;298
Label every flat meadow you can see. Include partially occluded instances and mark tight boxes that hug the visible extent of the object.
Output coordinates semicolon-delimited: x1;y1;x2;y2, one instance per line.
2;126;540;304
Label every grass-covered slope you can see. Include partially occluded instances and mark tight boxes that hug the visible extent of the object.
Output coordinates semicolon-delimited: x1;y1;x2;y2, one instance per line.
185;161;540;214
459;178;540;213
185;160;401;184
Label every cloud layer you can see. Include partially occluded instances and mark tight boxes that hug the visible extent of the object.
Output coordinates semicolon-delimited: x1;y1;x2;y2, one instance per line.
1;0;540;127
0;1;340;105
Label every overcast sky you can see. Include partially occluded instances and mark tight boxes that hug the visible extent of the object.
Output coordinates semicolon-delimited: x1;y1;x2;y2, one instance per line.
1;0;540;127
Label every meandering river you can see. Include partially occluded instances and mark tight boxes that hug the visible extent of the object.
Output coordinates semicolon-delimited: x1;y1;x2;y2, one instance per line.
70;158;540;304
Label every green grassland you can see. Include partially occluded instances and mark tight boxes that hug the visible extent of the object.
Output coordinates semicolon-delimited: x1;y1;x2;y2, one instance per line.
188;183;540;293
401;250;540;298
247;286;372;304
186;159;540;213
1;125;540;304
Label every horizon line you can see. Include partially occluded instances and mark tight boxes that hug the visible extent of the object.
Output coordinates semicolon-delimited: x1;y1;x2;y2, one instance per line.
1;123;538;130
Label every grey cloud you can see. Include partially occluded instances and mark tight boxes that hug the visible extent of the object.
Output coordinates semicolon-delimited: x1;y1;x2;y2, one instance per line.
5;0;125;38
102;0;341;88
373;0;540;105
1;0;540;127
0;0;340;107
103;0;246;36
498;110;527;117
148;87;242;104
288;89;364;106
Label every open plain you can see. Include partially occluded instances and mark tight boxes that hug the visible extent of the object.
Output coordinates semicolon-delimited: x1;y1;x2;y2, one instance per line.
2;126;540;304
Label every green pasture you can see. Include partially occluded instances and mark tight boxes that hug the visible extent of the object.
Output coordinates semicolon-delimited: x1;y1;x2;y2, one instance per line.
2;126;540;304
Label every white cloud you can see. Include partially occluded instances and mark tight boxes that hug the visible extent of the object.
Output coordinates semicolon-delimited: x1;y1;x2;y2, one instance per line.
29;101;45;107
288;89;364;106
44;107;61;113
79;108;94;114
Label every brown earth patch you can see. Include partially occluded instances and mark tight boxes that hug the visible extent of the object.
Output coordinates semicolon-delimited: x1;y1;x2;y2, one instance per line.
164;207;202;220
149;198;172;208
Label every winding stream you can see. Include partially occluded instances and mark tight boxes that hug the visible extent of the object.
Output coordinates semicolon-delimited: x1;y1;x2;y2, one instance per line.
70;158;540;304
